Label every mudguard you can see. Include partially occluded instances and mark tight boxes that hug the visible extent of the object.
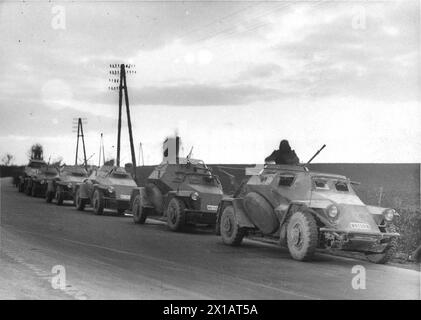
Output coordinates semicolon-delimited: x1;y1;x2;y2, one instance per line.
129;187;154;211
46;180;56;193
216;198;255;232
78;183;91;199
276;202;334;228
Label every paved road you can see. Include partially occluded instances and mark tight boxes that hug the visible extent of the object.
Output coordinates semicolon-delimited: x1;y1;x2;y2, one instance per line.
0;179;419;299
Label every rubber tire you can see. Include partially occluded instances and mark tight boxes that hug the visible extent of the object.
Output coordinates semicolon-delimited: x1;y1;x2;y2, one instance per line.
56;186;64;206
166;198;186;231
25;182;32;196
220;205;245;246
132;195;147;224
75;189;85;211
45;190;54;203
365;225;398;264
286;211;318;261
31;184;37;197
92;189;104;216
243;192;278;234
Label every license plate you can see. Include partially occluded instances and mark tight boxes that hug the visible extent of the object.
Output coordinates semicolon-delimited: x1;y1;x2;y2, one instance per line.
350;222;370;230
206;205;218;211
120;194;130;200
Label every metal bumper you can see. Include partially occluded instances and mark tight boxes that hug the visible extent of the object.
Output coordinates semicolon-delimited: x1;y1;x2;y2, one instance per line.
320;228;399;239
320;228;399;253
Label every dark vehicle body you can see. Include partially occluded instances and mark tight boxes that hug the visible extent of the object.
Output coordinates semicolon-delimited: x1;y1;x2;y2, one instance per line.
45;165;88;205
128;159;224;231
217;164;399;263
24;164;59;197
75;165;137;215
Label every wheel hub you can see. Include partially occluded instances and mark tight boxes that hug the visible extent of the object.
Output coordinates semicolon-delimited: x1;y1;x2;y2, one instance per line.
222;216;232;235
291;223;303;248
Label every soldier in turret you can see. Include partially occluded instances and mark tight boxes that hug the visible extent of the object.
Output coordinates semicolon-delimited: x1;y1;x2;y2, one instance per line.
265;140;299;165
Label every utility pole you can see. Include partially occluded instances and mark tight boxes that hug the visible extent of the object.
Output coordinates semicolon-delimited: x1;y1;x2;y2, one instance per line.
109;63;137;179
138;142;144;166
72;117;88;170
98;133;106;167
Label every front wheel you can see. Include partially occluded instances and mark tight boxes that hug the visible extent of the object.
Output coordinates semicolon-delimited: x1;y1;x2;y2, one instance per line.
56;187;64;206
166;198;186;231
31;184;37;197
74;188;85;211
45;190;54;203
365;225;398;264
286;210;318;261
220;205;245;246
92;190;105;215
132;195;147;224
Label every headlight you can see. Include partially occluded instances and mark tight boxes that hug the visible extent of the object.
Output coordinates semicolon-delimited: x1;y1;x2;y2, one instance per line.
67;183;73;189
383;208;395;222
107;186;114;194
190;192;199;201
40;180;45;185
327;205;339;219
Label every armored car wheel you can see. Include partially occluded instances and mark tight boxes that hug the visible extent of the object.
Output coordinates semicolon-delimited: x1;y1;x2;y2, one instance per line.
286;210;318;261
25;182;32;196
56;187;64;206
92;189;104;215
31;184;37;197
74;189;85;211
132;195;147;224
365;225;398;264
166;197;186;231
45;190;54;203
220;205;245;246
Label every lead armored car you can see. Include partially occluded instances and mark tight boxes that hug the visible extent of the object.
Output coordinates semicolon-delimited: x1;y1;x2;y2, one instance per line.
216;164;400;264
45;165;88;205
128;136;224;231
74;165;137;215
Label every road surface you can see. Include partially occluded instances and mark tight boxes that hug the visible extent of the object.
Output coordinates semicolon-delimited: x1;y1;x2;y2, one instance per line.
0;179;419;299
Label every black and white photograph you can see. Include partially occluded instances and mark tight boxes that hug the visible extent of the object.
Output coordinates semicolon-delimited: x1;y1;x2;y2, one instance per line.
0;0;420;305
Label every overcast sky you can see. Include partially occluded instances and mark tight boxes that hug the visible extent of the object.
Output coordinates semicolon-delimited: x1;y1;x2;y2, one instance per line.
0;0;420;165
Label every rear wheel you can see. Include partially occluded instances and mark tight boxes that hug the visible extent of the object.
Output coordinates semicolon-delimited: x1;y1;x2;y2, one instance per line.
92;189;104;215
220;205;245;246
132;195;147;224
31;184;37;197
74;188;85;211
45;190;54;203
25;182;31;196
286;210;318;261
365;225;398;264
166;198;185;231
56;186;64;206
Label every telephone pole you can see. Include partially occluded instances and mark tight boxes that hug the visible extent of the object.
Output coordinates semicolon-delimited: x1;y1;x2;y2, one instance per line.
109;63;137;179
72;117;88;170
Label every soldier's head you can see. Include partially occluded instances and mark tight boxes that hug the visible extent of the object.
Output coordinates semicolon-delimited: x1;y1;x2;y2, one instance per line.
279;140;291;152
